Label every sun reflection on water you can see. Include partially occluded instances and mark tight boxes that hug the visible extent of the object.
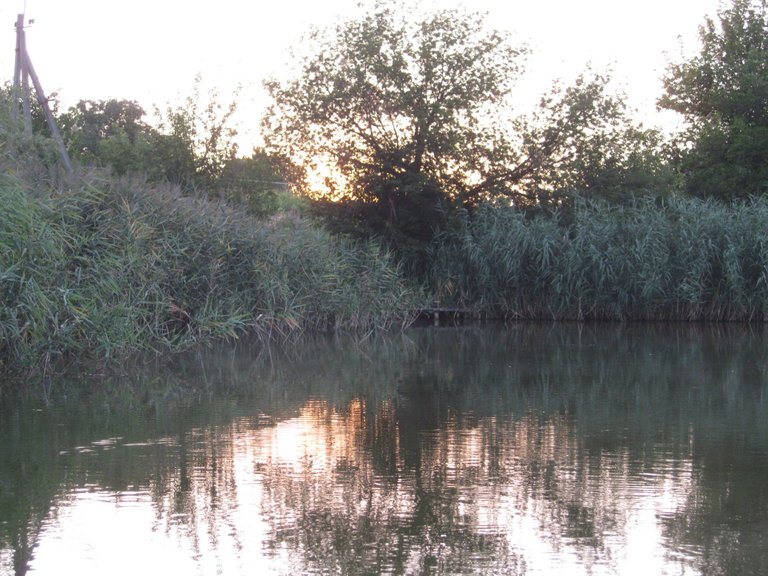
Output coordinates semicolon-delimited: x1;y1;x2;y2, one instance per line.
16;395;706;576
22;397;703;575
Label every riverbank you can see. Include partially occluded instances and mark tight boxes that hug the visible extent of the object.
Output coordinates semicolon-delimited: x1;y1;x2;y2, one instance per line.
0;170;420;380
5;164;768;383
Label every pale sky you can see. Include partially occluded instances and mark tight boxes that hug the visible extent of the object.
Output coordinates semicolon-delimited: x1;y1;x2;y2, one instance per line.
1;0;721;151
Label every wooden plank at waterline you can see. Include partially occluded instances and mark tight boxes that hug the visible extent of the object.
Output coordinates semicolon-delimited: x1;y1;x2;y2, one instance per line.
413;308;471;326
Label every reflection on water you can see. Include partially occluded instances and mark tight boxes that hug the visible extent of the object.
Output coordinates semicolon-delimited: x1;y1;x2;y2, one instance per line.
1;324;768;575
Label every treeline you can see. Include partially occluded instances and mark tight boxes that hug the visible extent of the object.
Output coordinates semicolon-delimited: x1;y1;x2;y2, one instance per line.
260;0;768;276
7;77;292;217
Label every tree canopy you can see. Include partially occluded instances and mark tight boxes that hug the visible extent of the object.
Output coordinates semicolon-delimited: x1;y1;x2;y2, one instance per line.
58;99;156;176
659;0;768;200
264;7;523;202
56;78;240;191
263;4;666;267
152;78;240;189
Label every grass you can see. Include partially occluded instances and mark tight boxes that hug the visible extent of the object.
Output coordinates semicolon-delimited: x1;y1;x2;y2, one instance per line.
7;170;767;382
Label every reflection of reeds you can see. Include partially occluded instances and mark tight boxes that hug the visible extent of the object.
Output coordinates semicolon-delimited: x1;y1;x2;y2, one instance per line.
245;325;768;574
27;323;768;437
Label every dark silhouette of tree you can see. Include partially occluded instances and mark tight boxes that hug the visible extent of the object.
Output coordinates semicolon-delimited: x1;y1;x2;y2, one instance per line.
264;4;667;271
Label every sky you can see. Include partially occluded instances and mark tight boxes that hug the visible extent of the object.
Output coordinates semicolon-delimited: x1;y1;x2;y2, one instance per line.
1;0;722;152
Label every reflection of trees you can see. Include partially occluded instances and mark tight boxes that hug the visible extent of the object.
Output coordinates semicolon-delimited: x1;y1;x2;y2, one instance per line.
0;332;409;574
1;324;767;575
251;399;696;574
253;400;519;575
248;324;768;575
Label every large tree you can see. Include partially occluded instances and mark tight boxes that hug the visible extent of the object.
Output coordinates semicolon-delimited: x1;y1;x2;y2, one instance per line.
263;4;664;266
264;5;523;252
659;0;768;200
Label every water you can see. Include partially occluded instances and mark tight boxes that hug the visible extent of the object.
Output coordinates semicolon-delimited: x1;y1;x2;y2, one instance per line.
1;324;767;575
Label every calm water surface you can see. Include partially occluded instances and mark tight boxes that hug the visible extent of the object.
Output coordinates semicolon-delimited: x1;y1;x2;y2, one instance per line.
1;324;767;575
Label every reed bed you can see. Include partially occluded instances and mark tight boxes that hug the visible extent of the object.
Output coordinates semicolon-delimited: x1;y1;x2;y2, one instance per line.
0;172;419;377
430;197;768;321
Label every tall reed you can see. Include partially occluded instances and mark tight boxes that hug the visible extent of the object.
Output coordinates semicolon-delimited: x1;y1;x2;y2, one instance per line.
0;170;420;378
430;197;768;321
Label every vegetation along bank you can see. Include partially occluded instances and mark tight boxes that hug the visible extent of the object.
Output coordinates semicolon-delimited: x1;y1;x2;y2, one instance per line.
2;0;768;381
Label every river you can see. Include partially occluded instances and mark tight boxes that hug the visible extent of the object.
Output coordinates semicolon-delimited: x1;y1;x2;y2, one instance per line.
1;323;767;575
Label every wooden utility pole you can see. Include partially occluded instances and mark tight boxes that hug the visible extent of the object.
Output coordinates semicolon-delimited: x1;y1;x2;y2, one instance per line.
13;14;32;133
13;13;74;175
